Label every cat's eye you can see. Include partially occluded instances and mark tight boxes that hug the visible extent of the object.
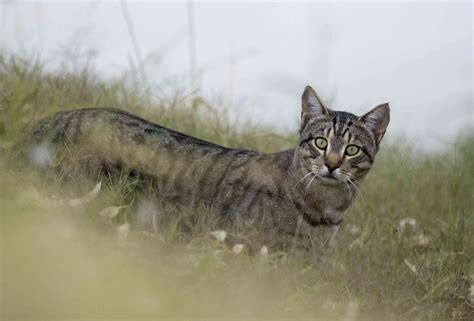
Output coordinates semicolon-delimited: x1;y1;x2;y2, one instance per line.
345;145;360;156
314;137;328;149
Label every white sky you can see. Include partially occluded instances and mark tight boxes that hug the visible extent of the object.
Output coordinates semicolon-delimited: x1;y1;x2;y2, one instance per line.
1;1;472;150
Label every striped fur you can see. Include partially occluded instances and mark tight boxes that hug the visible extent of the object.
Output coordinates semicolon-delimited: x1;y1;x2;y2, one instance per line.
24;86;389;248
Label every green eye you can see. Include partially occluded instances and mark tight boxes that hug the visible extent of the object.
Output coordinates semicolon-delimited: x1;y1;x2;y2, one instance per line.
345;145;360;156
315;137;328;149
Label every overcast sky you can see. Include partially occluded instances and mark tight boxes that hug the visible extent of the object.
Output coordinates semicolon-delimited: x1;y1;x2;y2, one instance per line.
1;1;472;150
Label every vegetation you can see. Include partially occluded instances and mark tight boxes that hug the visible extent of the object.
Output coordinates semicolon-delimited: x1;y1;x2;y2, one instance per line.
1;53;472;320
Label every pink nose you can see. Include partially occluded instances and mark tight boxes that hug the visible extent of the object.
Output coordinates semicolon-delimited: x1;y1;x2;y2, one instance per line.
325;153;342;172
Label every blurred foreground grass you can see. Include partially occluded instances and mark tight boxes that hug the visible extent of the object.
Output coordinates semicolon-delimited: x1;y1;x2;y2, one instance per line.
0;54;473;320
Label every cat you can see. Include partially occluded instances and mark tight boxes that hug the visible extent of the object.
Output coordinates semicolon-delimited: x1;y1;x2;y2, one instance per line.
24;86;390;249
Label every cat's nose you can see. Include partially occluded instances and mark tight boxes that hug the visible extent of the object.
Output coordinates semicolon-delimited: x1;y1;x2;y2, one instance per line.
325;163;339;172
325;153;342;172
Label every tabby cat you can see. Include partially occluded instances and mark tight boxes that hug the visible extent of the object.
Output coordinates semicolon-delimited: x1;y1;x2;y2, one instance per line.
25;86;389;248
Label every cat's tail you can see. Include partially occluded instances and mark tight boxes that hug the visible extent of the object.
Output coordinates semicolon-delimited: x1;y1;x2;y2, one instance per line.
16;111;69;169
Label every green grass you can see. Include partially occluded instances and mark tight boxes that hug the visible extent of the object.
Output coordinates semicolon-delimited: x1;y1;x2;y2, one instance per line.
1;53;472;320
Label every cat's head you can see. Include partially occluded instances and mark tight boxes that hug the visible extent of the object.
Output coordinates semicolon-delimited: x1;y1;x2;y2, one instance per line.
297;86;390;185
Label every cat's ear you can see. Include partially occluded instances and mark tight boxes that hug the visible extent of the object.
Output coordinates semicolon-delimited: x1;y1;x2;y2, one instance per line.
301;86;329;128
359;103;390;144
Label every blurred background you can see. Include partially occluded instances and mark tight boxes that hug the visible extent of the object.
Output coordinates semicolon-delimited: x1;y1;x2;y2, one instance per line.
1;0;472;150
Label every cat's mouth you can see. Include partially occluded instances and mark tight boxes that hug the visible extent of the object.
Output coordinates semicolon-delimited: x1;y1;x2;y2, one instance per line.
320;172;342;183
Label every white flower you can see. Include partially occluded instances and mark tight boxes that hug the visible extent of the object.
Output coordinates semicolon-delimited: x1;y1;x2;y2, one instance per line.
399;218;416;231
232;244;244;254
259;246;269;256
210;230;227;242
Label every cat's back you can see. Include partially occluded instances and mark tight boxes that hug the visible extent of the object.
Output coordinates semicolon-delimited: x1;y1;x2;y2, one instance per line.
25;108;265;180
28;107;232;153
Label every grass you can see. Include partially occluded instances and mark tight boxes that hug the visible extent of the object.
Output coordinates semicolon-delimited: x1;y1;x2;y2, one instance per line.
0;53;473;320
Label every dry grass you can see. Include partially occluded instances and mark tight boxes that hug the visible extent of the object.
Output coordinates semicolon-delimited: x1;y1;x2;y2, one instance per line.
1;53;473;320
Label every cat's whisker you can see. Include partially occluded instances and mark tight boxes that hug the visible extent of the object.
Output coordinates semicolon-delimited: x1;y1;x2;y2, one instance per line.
340;172;364;200
304;173;319;196
347;177;363;197
293;171;315;190
342;179;352;195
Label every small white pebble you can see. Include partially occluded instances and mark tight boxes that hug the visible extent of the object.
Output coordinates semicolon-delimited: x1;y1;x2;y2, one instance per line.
210;230;227;242
232;244;244;254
